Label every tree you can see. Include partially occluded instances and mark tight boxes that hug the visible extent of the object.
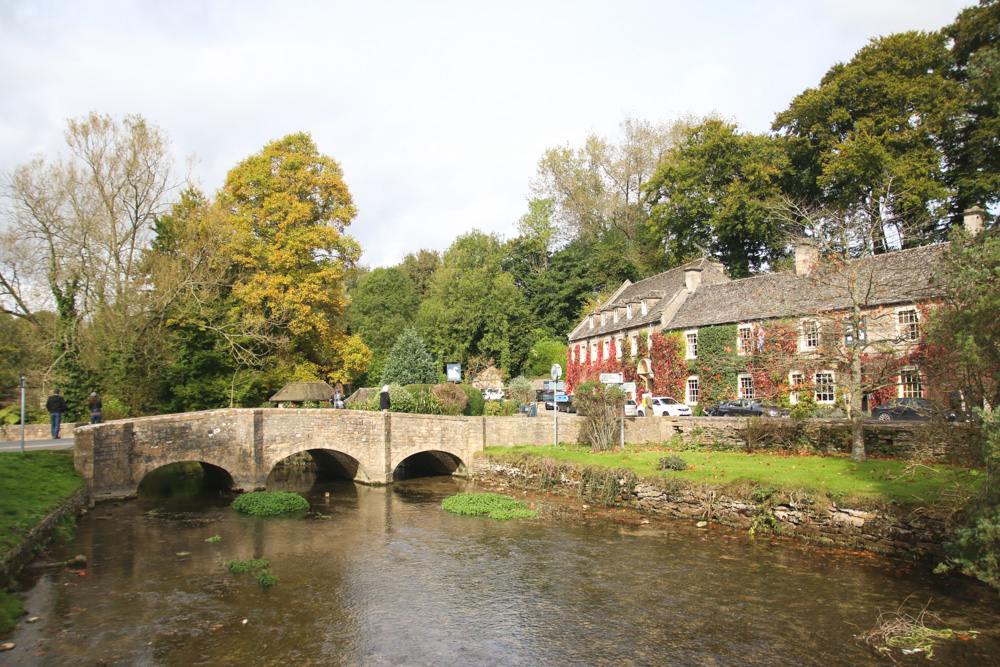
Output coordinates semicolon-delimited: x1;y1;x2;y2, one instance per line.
775;198;936;462
398;249;441;299
923;224;1000;414
774;31;969;244
218;132;369;384
1;112;182;415
644;119;788;277
348;267;419;356
531;116;682;248
381;327;438;386
417;230;533;374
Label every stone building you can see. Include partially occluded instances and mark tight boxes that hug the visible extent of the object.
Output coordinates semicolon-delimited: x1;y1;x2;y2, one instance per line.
566;209;988;409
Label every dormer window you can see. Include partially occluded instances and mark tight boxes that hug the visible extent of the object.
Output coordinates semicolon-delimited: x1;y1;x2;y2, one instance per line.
641;300;648;316
589;315;594;329
627;303;632;319
613;309;619;323
601;312;606;326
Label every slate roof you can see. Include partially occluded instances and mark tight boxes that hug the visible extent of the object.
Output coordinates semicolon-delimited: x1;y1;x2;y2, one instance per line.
568;258;729;342
668;243;948;329
269;381;336;402
568;243;949;339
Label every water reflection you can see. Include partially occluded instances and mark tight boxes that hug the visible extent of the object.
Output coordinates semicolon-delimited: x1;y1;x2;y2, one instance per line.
7;467;1000;666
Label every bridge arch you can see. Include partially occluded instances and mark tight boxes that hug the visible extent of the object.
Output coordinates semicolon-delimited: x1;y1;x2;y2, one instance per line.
391;444;468;480
266;448;369;485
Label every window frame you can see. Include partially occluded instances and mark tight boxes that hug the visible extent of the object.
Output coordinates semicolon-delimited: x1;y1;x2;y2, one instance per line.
738;373;755;399
686;376;700;406
685;329;698;360
800;319;819;352
789;371;804;405
738;324;753;356
897;307;920;342
814;371;835;404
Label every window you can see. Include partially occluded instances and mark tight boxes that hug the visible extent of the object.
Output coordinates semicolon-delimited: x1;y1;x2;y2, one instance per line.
738;374;755;399
789;372;804;404
898;309;920;341
687;377;700;405
738;325;753;355
801;320;819;350
603;339;610;359
601;312;606;326
627;303;632;319
616;337;623;360
899;369;923;398
630;334;638;357
641;300;648;316
815;371;835;404
686;330;698;359
845;318;866;347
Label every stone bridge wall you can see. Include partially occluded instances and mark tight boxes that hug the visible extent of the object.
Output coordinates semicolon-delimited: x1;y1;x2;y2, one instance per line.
75;409;979;498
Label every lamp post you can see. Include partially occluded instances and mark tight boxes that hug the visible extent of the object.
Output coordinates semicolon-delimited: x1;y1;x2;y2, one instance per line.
20;376;26;453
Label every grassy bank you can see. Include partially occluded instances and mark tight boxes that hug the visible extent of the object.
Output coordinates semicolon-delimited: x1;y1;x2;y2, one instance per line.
0;450;85;635
481;444;981;508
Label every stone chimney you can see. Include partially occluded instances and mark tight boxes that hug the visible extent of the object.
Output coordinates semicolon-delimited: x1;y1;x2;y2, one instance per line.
795;237;818;277
964;206;985;236
684;266;703;293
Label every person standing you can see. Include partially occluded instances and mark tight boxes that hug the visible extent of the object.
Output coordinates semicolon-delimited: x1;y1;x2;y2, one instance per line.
89;392;103;424
46;389;67;439
380;385;391;412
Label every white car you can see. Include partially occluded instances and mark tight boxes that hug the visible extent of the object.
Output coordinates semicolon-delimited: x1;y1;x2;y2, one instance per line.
625;399;643;417
483;388;505;401
649;396;692;417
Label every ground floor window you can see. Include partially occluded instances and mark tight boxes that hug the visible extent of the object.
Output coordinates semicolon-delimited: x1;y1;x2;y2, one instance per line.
738;374;755;399
789;371;803;404
815;371;835;404
686;377;699;405
899;369;923;398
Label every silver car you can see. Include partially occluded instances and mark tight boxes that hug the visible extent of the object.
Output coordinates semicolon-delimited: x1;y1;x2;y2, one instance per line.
649;396;692;417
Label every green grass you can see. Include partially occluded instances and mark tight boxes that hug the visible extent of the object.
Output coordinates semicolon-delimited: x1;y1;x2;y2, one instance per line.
231;491;309;516
482;444;981;507
0;589;25;635
0;451;86;556
442;492;538;520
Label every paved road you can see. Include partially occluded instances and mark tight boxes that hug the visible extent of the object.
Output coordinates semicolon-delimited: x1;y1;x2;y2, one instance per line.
0;438;73;453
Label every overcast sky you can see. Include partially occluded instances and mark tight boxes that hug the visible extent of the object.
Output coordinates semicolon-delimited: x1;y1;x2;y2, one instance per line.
0;0;974;268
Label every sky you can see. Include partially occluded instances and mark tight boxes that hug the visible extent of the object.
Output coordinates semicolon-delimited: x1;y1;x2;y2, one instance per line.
0;0;976;268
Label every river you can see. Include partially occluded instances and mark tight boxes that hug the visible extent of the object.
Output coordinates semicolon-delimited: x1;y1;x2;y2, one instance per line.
5;464;1000;666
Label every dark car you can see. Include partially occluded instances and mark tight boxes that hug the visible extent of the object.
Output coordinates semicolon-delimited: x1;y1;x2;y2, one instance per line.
556;395;576;413
706;399;787;418
871;397;956;422
538;390;555;410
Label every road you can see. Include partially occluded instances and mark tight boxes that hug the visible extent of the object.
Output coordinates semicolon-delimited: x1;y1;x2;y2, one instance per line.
0;438;73;453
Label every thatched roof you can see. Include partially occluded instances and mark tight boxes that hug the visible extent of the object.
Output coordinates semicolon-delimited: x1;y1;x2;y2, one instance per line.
269;381;335;402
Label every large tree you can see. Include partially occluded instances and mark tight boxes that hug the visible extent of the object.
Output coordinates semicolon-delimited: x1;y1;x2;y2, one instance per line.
218;132;370;385
644;119;788;277
417;230;533;374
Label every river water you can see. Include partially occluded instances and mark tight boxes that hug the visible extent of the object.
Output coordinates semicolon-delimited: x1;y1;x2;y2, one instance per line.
6;465;1000;666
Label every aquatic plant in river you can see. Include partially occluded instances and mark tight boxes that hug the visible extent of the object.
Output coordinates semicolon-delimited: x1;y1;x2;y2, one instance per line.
442;493;537;520
231;491;309;516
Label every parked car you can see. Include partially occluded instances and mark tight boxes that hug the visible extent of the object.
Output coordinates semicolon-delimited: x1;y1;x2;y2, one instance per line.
483;388;505;401
539;390;555;410
870;397;957;422
625;399;643;417
556;395;576;413
648;396;692;417
706;399;788;418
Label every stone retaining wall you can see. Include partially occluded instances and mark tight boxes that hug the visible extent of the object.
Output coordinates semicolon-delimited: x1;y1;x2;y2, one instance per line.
0;423;83;442
473;458;954;559
0;489;89;589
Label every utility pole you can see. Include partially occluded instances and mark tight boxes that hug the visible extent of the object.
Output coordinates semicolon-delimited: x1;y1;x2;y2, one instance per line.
20;376;26;453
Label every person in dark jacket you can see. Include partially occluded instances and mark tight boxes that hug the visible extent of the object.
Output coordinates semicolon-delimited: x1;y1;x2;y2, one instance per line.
89;392;103;424
46;389;68;439
380;385;391;412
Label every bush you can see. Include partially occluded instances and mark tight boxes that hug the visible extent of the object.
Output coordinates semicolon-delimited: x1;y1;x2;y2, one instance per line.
442;492;537;520
507;375;535;406
484;400;518;416
658;455;689;471
231;491;309;516
458;384;485;416
575;380;625;451
431;383;468;415
942;505;1000;592
381;327;438;385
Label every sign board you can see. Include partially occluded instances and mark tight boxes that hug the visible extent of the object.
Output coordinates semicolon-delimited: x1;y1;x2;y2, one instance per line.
621;382;636;394
543;380;565;391
445;363;461;382
599;373;623;384
550;363;563;381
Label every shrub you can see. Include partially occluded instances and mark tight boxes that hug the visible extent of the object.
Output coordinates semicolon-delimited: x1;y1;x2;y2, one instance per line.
458;384;485;416
575;380;625;451
256;568;279;588
231;491;309;516
431;382;468;415
381;327;438;385
224;557;270;573
658;455;688;471
442;492;537;520
484;400;518;416
507;375;535;406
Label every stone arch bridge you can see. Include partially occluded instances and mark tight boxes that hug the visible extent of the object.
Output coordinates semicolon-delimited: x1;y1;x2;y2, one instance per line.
74;408;506;499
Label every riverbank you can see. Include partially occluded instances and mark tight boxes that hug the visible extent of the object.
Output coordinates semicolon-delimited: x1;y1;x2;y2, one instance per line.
0;451;87;635
473;444;981;559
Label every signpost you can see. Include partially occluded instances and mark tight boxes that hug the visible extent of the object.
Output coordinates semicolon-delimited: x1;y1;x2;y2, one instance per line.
550;364;562;447
446;363;461;382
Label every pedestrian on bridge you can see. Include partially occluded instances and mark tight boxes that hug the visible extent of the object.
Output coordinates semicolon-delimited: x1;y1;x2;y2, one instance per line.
46;389;67;439
89;392;103;424
380;385;391;412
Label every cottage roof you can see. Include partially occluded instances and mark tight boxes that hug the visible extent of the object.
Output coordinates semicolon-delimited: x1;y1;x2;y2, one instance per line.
667;243;948;329
269;381;336;402
568;258;729;341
